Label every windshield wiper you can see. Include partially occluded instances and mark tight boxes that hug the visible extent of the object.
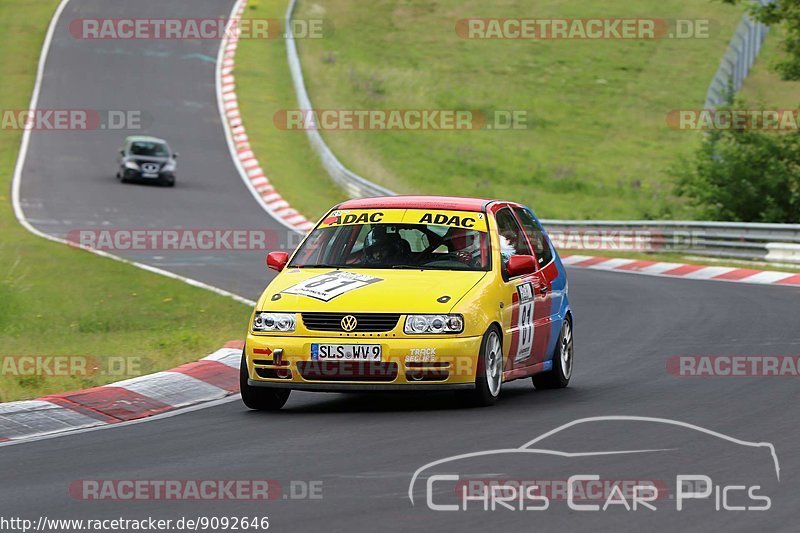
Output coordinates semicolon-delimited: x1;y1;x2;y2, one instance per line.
391;264;426;270
293;264;342;269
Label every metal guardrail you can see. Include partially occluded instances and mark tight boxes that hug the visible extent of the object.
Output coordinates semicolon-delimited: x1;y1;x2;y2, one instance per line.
541;220;800;264
284;0;395;198
704;0;771;109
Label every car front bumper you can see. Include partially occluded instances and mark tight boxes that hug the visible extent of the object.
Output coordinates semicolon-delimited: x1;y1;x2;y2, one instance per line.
244;334;484;390
123;168;174;180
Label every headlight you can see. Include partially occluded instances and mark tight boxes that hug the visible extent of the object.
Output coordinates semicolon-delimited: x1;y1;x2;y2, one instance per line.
124;160;139;170
162;159;176;171
404;314;463;334
253;312;296;332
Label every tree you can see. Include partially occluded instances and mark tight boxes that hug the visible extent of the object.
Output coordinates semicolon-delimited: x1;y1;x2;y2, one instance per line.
721;0;800;80
674;126;800;223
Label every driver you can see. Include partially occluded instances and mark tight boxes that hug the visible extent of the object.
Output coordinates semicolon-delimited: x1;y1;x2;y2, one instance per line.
443;227;481;265
364;226;406;265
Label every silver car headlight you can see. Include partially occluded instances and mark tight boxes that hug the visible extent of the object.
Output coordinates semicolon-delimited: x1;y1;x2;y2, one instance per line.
404;314;464;334
162;159;176;172
253;312;296;332
124;160;139;170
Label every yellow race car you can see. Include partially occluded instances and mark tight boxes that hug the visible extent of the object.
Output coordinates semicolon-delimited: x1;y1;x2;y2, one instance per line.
241;196;573;409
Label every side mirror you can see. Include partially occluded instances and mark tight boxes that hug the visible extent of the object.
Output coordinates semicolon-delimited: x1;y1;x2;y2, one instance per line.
507;255;537;278
173;152;179;159
119;149;125;157
266;251;289;272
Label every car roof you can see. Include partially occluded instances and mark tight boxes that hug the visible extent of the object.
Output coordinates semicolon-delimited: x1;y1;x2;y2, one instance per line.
337;195;506;212
125;135;168;145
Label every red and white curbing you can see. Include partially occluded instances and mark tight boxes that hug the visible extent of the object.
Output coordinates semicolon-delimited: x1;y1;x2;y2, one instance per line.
0;342;244;444
562;254;800;286
219;0;314;234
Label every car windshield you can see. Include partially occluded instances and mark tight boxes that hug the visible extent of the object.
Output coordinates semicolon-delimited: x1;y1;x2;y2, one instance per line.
290;210;491;271
129;141;169;157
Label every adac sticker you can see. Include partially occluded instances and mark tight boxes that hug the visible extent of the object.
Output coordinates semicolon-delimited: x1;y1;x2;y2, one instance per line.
404;209;488;232
319;210;403;228
282;271;382;302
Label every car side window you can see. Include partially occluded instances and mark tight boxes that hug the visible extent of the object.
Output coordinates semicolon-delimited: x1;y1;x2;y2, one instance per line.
513;207;554;267
494;207;532;267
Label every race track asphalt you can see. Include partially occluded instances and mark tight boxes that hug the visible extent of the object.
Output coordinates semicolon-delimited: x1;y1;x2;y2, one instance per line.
7;0;800;531
18;0;285;301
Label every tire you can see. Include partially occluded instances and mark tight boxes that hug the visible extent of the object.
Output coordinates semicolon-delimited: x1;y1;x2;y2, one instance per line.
240;351;291;410
532;316;573;390
162;176;175;187
458;326;503;407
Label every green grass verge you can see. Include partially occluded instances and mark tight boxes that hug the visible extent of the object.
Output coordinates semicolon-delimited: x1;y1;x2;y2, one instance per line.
235;0;346;220
0;0;251;402
285;0;746;220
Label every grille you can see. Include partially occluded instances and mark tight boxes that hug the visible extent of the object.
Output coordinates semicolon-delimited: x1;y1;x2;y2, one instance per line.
135;160;163;170
297;361;398;382
301;313;401;332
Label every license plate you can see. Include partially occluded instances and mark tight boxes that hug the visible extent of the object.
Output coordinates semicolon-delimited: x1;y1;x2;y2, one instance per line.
142;172;158;178
311;343;382;361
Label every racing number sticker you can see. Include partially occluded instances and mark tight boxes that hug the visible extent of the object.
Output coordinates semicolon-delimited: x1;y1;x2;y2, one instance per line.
514;282;535;363
282;271;382;302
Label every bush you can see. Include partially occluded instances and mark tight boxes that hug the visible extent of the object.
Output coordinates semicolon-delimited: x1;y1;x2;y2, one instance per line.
722;0;800;81
674;127;800;223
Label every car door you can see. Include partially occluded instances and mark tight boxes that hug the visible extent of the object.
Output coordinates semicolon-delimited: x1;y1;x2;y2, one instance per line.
513;205;560;365
493;206;548;371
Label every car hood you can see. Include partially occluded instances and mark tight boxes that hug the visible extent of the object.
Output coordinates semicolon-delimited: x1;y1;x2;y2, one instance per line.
257;268;487;313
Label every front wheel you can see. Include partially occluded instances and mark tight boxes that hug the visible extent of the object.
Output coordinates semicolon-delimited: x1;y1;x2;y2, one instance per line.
240;351;290;410
458;327;503;407
532;317;573;390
